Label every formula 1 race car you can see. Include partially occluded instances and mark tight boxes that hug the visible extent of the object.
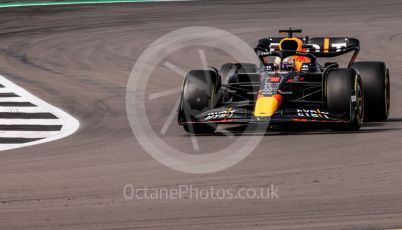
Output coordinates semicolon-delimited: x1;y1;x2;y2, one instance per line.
178;28;390;134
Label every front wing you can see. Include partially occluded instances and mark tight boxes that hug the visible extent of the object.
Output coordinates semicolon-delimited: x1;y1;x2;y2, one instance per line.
179;107;349;125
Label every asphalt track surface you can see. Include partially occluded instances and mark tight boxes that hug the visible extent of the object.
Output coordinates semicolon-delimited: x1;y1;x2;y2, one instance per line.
1;0;402;229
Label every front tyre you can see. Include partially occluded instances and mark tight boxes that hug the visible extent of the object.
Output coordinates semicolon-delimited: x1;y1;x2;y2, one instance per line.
178;70;220;134
326;68;364;131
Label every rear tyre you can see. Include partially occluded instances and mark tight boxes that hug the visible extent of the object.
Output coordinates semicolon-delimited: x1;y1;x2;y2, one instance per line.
352;61;390;121
178;70;220;134
326;68;364;131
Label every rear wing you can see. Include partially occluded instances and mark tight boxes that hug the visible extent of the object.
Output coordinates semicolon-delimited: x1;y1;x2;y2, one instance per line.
256;36;360;67
306;37;360;57
257;37;307;51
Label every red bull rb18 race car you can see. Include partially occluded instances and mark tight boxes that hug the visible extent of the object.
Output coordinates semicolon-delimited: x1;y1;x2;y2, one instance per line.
178;29;390;134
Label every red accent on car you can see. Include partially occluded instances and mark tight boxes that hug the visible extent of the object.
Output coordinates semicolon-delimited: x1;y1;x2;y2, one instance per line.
270;76;281;83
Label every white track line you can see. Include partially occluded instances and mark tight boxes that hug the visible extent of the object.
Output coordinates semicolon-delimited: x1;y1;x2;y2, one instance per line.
0;107;49;113
0;75;79;151
0;97;30;102
0;119;63;125
0;88;15;93
0;0;195;9
0;131;60;138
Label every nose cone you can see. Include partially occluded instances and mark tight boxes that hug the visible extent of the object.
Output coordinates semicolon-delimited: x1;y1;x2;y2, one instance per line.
254;94;282;117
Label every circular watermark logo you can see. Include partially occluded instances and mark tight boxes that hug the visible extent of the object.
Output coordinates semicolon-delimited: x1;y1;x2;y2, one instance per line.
126;26;269;174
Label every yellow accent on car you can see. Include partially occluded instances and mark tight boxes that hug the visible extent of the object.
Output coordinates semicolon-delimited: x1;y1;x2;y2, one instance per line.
324;37;330;53
254;96;280;117
279;37;303;51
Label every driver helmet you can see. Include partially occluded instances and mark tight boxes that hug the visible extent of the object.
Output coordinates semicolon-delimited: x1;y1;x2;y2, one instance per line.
274;56;295;71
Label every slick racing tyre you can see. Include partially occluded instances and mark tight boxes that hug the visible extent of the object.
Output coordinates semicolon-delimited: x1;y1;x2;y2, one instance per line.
178;70;220;134
326;68;364;131
352;61;390;121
